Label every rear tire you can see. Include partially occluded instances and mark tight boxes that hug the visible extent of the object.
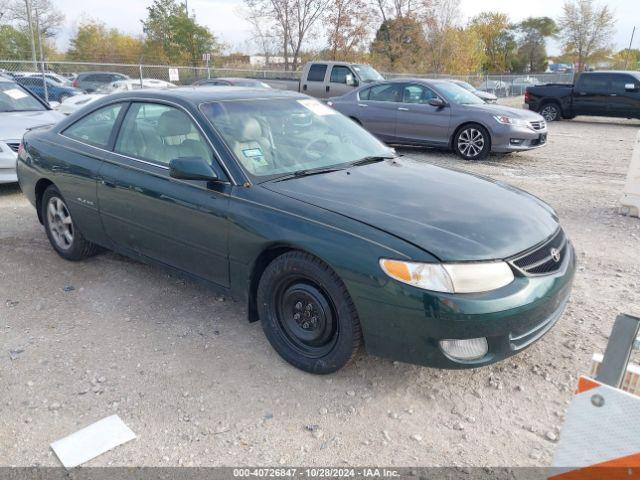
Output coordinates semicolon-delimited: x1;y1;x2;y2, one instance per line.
540;102;561;122
42;185;101;261
257;252;362;374
453;124;490;160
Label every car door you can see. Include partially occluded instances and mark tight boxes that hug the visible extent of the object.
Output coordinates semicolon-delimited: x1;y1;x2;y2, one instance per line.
327;65;356;98
395;83;451;146
573;74;610;116
355;83;402;142
97;101;231;288
608;73;640;118
302;64;328;98
57;102;128;244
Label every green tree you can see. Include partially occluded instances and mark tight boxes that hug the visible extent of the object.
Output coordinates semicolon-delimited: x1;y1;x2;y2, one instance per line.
515;17;557;73
67;20;144;63
0;24;31;59
142;0;220;66
370;16;428;72
470;12;517;72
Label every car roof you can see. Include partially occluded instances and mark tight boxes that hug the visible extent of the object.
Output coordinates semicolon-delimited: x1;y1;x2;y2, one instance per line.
582;70;640;79
94;86;307;105
78;71;127;77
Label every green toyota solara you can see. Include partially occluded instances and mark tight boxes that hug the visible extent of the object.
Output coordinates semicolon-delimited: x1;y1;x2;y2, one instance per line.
17;87;575;374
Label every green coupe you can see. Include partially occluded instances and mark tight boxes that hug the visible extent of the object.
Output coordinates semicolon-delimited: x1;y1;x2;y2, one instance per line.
17;88;575;374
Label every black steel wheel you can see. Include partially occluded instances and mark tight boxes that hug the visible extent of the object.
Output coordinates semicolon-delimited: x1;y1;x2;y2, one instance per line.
257;251;361;374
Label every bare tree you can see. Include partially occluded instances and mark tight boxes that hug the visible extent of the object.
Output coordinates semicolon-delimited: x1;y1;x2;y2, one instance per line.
424;0;461;72
8;0;64;38
324;0;373;60
372;0;434;23
244;0;328;70
557;0;615;71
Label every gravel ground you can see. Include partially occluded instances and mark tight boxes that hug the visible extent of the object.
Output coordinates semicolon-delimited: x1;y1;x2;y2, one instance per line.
2;102;640;468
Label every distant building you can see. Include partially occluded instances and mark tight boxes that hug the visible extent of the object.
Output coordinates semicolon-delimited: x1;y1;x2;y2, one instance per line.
249;55;287;68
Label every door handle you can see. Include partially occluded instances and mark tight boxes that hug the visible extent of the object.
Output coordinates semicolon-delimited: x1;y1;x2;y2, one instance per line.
358;103;368;107
100;179;116;188
398;107;409;111
302;84;307;91
610;93;617;97
326;85;330;93
577;92;587;96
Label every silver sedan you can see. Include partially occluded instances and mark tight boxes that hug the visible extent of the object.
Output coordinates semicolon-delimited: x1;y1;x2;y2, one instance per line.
327;79;548;160
0;79;64;183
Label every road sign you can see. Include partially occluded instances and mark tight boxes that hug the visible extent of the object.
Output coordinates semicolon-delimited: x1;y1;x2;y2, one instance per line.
168;68;179;82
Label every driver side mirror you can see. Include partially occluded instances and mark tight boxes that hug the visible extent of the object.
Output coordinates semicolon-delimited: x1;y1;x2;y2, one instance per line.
169;157;218;182
346;74;358;87
428;97;447;108
625;83;638;92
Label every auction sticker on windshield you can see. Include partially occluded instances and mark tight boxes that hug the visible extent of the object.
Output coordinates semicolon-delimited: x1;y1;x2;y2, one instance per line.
5;88;29;100
297;99;336;116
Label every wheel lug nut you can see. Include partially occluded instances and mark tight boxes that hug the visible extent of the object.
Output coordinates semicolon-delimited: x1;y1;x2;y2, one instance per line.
294;313;300;321
295;302;303;310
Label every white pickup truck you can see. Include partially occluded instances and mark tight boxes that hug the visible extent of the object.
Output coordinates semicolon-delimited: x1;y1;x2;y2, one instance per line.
266;61;385;98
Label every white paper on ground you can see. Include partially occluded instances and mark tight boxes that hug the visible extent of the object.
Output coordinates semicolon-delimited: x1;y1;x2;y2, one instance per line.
50;415;136;468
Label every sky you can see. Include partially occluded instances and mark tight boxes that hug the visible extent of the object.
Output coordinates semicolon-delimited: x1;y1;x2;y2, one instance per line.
51;0;639;57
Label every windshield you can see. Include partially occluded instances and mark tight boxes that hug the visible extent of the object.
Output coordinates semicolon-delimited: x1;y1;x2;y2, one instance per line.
201;98;393;181
352;65;384;82
435;82;485;105
0;83;45;112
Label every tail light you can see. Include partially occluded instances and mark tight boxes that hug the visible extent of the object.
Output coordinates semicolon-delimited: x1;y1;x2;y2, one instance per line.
72;79;78;88
524;91;531;103
17;143;24;157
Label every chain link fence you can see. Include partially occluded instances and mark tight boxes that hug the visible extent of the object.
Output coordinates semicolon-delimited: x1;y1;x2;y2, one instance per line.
0;59;574;99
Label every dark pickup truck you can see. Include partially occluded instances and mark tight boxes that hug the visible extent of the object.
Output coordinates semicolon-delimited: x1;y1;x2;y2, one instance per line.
524;70;640;121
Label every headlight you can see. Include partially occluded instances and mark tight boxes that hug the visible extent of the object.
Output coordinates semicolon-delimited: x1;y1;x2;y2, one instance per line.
493;115;528;127
379;259;514;293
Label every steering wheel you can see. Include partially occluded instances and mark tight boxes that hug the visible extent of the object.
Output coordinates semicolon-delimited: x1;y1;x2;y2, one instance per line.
302;138;330;162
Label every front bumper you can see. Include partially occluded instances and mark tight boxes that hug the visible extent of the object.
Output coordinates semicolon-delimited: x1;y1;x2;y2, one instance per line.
0;143;18;184
354;242;576;369
491;123;548;153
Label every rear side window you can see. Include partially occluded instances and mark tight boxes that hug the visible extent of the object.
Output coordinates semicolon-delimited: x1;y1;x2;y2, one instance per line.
578;74;609;92
367;83;401;102
63;103;124;148
115;102;214;167
330;66;352;84
307;64;327;82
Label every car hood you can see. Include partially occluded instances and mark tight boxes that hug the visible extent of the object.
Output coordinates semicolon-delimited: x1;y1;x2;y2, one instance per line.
0;110;64;141
474;90;497;101
265;160;559;261
462;103;543;121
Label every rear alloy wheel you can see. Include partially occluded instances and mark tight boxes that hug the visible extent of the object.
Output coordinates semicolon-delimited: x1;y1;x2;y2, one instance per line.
257;252;362;374
454;125;490;160
42;186;101;260
540;103;561;122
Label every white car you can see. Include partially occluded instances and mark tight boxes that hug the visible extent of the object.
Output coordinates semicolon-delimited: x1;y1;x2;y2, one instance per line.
0;79;64;183
56;78;176;115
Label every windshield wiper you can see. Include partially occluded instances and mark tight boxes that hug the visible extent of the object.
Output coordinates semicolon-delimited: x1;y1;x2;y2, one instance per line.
350;155;396;167
274;166;345;182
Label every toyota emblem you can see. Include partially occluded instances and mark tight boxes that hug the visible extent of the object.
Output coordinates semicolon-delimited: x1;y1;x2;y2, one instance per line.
550;248;561;263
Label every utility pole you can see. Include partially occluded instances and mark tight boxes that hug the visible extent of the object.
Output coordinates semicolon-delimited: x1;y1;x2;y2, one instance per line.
624;26;636;70
24;0;37;70
35;7;48;104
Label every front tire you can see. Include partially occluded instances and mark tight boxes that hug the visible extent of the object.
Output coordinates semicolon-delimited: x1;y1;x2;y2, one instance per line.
42;185;100;261
257;252;362;374
540;102;561;122
453;124;490;160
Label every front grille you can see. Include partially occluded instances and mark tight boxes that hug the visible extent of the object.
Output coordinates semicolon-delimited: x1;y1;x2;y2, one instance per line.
510;229;567;276
6;142;19;153
529;120;546;130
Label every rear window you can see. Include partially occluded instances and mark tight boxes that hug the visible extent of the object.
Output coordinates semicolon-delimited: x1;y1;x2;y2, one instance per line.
307;64;327;82
63;103;124;148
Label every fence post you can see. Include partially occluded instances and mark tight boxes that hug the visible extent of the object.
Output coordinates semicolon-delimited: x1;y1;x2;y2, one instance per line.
139;64;143;88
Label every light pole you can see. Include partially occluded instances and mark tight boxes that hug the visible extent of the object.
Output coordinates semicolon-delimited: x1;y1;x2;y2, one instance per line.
24;0;37;70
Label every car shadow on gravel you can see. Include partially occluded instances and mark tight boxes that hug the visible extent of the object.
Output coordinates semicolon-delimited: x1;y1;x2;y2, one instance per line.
0;183;21;196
